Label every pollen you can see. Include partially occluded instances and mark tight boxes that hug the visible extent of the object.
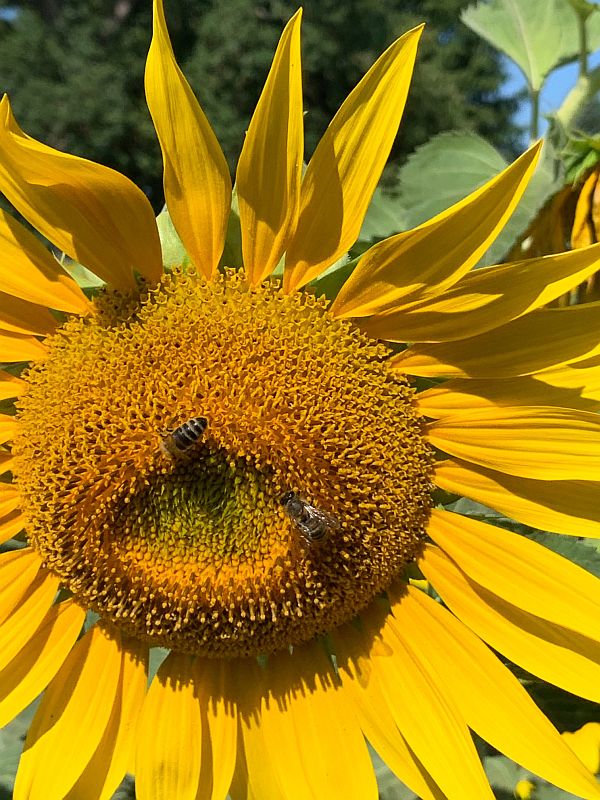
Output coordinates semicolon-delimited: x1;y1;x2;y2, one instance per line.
14;269;433;657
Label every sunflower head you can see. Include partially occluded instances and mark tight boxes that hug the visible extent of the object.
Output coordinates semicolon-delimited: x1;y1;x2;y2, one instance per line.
14;265;433;657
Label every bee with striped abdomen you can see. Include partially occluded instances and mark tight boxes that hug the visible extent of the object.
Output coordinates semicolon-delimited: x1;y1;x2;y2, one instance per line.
280;491;339;545
160;416;208;458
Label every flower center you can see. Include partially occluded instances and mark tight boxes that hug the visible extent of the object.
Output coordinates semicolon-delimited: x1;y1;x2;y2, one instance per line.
14;269;433;657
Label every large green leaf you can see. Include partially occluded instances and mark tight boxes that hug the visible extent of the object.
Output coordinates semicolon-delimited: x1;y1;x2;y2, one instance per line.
398;131;558;267
462;0;600;91
358;186;408;244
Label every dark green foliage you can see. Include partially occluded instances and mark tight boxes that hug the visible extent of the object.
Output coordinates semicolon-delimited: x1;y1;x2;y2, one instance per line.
1;0;519;211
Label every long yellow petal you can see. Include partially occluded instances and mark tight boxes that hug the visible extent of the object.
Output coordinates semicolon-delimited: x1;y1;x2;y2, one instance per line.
0;415;18;445
435;458;600;538
363;607;495;799
0;369;26;401
136;652;202;800
0;291;56;336
65;636;148;800
14;624;123;800
236;11;303;286
331;144;541;319
427;405;600;480
429;509;600;641
0;97;161;290
284;26;423;292
0;569;59;671
419;544;600;704
145;0;231;279
333;622;446;800
233;658;285;800
0;547;42;625
0;510;24;544
0;483;20;515
194;658;237;800
364;241;600;342
257;641;378;800
389;585;600;800
0;330;46;363
393;303;600;378
0;599;85;729
0;451;16;476
0;209;91;314
417;369;600;417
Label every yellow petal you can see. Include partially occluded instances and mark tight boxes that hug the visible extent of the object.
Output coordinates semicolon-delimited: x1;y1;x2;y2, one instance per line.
194;658;237;800
0;599;85;729
563;723;600;775
0;291;56;336
0;415;18;445
0;510;25;544
363;241;600;342
331;144;541;319
0;209;91;314
236;11;303;286
255;641;378;800
0;330;47;363
0;547;42;625
572;171;598;249
393;303;600;378
0;369;26;401
427;405;600;480
233;658;285;800
417;369;600;417
0;569;59;671
428;509;600;641
145;0;231;279
0;451;16;476
362;607;495;798
65;636;148;800
0;482;20;515
419;544;600;704
333;622;446;800
284;26;423;292
435;458;600;538
136;652;202;800
14;624;123;800
0;96;161;290
389;584;600;800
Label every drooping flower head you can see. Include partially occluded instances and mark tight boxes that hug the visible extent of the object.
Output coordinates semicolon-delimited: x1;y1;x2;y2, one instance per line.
1;2;600;799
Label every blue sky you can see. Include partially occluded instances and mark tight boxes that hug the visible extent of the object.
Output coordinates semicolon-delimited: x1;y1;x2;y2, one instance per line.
505;49;600;134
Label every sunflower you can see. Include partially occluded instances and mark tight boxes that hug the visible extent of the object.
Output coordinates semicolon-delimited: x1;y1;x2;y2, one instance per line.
1;2;600;799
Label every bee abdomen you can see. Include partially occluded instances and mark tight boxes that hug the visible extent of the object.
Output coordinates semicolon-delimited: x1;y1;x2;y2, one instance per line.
170;416;208;451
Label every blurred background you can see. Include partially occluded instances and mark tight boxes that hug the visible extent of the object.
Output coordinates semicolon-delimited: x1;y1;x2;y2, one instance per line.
0;0;522;211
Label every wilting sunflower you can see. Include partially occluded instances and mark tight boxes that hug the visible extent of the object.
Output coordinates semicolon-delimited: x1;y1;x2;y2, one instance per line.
2;2;600;799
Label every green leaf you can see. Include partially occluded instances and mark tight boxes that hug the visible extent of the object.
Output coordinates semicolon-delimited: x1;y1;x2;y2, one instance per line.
60;255;105;291
398;131;558;267
220;189;243;271
156;206;189;271
462;0;600;92
399;132;505;230
563;131;600;182
358;186;408;244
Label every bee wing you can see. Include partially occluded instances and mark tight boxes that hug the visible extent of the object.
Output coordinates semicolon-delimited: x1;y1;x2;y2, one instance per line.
305;504;340;530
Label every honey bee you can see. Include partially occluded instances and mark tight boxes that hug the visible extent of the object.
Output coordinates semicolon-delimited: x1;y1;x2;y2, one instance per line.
160;416;208;458
280;491;339;544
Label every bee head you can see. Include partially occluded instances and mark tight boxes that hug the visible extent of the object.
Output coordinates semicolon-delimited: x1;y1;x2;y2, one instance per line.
280;491;295;506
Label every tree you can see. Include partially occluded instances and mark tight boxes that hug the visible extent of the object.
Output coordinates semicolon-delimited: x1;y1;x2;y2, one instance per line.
0;0;519;211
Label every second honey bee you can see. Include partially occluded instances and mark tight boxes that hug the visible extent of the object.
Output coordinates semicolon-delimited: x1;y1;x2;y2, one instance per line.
281;491;339;544
161;416;208;458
